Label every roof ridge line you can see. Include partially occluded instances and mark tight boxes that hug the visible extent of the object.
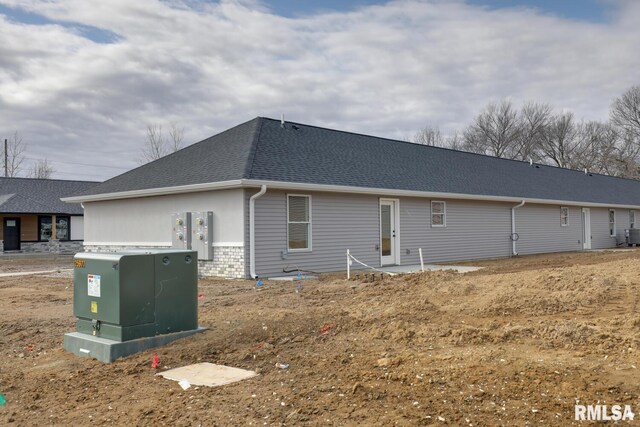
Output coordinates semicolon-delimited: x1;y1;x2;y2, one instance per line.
257;117;640;183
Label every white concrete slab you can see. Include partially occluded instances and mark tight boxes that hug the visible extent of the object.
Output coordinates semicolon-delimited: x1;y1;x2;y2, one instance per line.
381;264;482;274
588;248;636;252
157;362;258;388
268;275;318;281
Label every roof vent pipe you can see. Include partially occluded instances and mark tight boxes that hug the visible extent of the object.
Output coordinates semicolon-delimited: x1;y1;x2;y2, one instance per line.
511;200;525;256
584;168;587;174
529;158;532;166
281;113;285;128
250;185;268;279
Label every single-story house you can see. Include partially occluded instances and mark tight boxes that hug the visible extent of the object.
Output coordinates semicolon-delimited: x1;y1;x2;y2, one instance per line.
63;117;640;278
1;177;96;253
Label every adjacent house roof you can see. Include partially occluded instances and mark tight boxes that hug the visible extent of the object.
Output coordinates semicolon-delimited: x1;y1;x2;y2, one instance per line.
0;177;97;214
67;117;640;207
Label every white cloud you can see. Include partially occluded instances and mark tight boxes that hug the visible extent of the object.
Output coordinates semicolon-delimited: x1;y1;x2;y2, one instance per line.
0;0;638;180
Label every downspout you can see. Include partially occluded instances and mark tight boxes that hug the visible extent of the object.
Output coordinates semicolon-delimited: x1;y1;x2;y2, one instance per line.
511;200;525;255
249;185;267;279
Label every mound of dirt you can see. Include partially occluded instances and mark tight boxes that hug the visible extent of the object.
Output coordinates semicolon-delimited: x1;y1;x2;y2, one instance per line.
2;250;640;425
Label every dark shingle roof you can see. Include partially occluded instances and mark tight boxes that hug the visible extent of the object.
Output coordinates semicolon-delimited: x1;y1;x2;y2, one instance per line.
78;117;640;206
0;177;97;214
76;118;261;195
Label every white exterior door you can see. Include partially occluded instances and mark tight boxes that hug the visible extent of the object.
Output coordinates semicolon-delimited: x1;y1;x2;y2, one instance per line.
380;199;399;266
582;208;592;250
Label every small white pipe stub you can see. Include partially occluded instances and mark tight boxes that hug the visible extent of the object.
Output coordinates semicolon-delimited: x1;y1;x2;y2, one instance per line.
346;249;350;279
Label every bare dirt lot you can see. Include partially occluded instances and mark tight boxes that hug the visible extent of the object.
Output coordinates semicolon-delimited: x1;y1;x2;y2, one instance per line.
1;250;640;426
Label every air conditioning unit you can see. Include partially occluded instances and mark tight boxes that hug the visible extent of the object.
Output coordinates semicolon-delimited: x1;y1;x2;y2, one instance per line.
627;229;640;245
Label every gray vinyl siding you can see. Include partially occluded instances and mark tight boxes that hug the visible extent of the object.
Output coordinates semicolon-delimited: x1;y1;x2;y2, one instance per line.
590;208;617;249
515;204;582;255
614;209;632;244
251;190;380;277
246;189;637;278
399;198;512;264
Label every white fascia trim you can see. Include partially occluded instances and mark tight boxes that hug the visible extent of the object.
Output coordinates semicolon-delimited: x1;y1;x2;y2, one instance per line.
241;179;640;210
64;176;640;210
83;241;172;247
62;180;244;203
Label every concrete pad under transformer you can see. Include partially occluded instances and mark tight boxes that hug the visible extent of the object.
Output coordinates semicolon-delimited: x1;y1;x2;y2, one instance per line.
63;327;207;363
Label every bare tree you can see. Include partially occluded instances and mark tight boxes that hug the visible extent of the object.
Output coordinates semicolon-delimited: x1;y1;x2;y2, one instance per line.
609;85;640;178
463;99;522;158
445;131;464;150
611;85;640;142
539;112;578;168
574;121;619;175
516;102;552;161
139;123;185;164
3;131;27;177
168;124;184;152
413;124;445;146
538;115;624;175
29;159;55;179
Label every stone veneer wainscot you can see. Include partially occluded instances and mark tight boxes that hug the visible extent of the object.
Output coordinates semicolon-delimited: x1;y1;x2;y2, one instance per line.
83;245;245;279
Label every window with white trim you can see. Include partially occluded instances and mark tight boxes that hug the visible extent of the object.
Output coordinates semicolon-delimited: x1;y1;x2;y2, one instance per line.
609;209;616;237
288;195;311;250
560;207;569;227
630;210;636;229
431;201;446;227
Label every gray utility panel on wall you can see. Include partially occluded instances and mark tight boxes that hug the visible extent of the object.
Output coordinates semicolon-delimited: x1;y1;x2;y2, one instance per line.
192;211;214;261
171;211;213;260
171;212;192;250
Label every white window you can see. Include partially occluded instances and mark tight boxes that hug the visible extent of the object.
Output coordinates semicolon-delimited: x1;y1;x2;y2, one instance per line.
431;201;446;227
560;207;569;227
609;209;616;237
287;195;311;251
630;210;636;229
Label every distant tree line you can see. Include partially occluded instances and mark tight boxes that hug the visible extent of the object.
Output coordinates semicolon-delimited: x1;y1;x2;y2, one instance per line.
2;132;55;179
3;121;187;180
413;85;640;179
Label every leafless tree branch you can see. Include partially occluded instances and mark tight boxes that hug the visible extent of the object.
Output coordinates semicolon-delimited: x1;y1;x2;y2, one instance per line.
3;131;27;177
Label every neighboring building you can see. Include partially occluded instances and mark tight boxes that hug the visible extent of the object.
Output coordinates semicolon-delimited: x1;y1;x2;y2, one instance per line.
0;177;97;253
63;117;640;278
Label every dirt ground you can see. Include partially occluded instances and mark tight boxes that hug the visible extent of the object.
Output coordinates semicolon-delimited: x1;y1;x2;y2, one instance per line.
1;250;640;426
0;254;74;273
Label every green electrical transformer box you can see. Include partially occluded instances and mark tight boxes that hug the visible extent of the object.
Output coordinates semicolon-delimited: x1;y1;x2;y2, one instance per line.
73;250;198;342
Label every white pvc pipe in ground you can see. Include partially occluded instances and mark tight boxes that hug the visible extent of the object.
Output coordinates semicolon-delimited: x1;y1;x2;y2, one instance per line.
419;248;424;272
346;249;350;279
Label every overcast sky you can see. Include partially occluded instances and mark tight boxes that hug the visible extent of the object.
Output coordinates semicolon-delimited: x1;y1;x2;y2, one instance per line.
0;0;639;181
